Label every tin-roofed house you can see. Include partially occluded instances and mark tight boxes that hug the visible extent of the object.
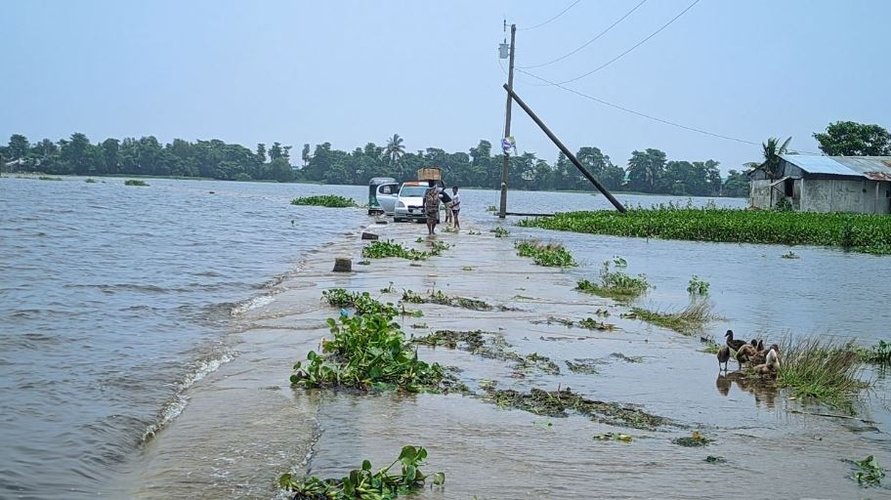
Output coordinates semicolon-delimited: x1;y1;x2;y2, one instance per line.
749;155;891;214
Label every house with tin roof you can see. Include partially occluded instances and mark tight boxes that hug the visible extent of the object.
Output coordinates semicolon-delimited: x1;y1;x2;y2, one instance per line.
749;155;891;214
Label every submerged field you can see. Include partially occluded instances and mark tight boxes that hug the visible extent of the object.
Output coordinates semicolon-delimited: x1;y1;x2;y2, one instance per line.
519;208;891;255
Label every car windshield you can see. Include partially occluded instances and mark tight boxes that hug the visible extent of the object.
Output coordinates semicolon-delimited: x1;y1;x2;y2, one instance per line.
399;186;429;197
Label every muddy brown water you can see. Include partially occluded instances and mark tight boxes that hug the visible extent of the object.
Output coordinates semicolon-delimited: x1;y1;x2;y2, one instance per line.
121;216;890;499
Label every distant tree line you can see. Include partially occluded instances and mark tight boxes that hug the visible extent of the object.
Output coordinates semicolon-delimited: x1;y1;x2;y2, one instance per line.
1;132;754;197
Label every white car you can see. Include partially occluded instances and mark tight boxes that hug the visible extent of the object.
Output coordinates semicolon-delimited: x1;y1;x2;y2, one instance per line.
393;182;431;222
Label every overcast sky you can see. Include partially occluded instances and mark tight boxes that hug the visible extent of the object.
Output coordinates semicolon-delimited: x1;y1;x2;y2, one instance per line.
3;0;889;173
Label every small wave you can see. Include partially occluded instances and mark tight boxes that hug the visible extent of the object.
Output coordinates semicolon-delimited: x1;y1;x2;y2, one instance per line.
230;295;275;316
139;350;235;445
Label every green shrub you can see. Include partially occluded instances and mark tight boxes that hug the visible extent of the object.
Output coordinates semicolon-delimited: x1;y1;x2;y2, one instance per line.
124;179;148;186
629;301;715;335
363;240;431;260
515;239;576;267
778;337;868;412
576;258;650;301
687;275;710;296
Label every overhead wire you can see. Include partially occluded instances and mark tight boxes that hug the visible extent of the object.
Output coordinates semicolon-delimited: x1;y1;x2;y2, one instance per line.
515;68;760;146
518;0;583;32
520;0;649;70
548;0;702;85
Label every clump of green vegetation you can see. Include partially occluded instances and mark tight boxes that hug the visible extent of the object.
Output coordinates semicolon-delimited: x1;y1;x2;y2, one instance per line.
519;207;891;255
483;387;671;430
781;250;800;259
124;179;148;186
686;275;710;296
322;288;355;307
461;266;474;271
705;456;727;464
290;194;355;207
380;281;395;294
673;431;712;447
629;301;716;335
593;432;633;443
566;359;601;374
279;445;444;499
38;176;63;181
412;330;558;375
485;204;497;212
363;240;430;260
576;258;650;301
84;178;97;183
700;341;722;354
401;289;492;311
321;289;400;317
849;455;885;487
515;239;576;267
289;311;451;392
856;340;890;365
778;337;868;411
578;318;616;331
492;227;510;238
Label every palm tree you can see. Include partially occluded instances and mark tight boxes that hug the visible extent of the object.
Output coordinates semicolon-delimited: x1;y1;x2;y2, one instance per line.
384;134;405;166
759;137;791;179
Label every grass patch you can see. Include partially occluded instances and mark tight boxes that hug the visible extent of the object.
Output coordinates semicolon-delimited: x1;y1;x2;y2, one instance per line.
518;207;891;255
629;301;716;335
515;239;576;267
290;194;355;207
777;337;868;412
686;275;710;296
279;445;444;498
38;176;63;181
576;258;650;301
124;179;148;186
491;227;510;238
483;387;672;430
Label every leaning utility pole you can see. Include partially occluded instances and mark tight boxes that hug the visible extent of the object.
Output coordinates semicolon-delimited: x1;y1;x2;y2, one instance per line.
498;23;516;219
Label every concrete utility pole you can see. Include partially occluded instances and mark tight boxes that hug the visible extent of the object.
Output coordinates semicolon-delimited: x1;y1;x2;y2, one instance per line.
498;23;516;219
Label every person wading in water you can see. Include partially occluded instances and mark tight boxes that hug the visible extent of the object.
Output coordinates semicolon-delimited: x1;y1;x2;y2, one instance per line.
423;180;441;236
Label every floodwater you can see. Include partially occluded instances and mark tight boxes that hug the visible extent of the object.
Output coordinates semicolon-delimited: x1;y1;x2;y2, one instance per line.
2;176;889;499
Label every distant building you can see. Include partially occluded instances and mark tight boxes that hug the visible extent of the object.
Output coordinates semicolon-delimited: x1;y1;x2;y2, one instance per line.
749;155;891;214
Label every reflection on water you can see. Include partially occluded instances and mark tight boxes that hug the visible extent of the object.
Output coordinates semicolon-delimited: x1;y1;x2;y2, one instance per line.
716;373;779;409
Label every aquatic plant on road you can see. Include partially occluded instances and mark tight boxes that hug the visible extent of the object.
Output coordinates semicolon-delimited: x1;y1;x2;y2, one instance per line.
363;240;433;261
515;239;576;267
279;445;444;499
519;208;891;255
576;258;650;301
628;301;716;336
124;179;149;186
289;311;449;392
290;194;355;207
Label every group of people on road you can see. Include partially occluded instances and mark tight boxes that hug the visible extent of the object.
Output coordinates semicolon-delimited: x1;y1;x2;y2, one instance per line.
423;180;460;235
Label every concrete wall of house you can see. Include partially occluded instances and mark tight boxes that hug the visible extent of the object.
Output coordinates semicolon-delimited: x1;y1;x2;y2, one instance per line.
800;178;891;214
750;179;773;209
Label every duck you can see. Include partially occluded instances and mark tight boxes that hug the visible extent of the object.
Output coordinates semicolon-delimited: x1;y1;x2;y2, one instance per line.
717;346;730;372
724;330;747;351
735;344;758;369
753;344;781;377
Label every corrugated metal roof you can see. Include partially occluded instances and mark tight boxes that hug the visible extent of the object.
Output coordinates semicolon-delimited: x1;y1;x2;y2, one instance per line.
781;154;891;180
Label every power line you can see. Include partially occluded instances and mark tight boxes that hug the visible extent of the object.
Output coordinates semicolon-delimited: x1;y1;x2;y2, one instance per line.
520;0;649;70
516;68;761;146
518;0;582;31
551;0;701;85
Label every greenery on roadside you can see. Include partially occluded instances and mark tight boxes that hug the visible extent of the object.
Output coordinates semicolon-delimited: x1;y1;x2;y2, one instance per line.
777;337;868;412
515;239;576;267
856;340;890;365
519;207;891;255
492;227;510;238
848;455;885;487
686;275;710;296
576;258;650;301
124;179;148;186
401;289;492;311
629;301;716;335
289;310;451;393
290;194;355;208
411;330;559;376
363;240;430;261
279;445;444;499
483;387;671;430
